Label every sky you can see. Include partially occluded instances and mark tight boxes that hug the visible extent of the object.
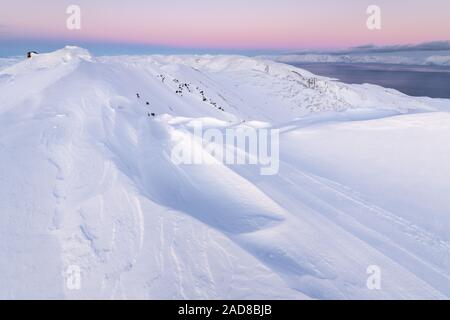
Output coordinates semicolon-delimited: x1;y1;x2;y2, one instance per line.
0;0;449;56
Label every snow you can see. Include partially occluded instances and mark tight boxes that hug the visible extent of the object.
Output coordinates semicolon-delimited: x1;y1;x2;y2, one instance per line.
0;46;449;299
0;57;20;74
425;55;450;66
265;51;450;66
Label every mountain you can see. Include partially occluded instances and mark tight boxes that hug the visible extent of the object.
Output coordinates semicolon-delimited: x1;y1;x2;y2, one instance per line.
0;46;449;299
263;53;450;66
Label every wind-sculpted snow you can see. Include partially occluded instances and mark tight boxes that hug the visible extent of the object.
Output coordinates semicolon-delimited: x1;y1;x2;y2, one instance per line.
0;57;20;72
0;47;449;299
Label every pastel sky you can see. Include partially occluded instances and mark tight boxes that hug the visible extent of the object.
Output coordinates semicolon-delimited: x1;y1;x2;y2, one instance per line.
1;0;449;55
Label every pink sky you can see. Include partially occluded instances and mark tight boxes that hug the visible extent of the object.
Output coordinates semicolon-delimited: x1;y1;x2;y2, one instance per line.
1;0;449;50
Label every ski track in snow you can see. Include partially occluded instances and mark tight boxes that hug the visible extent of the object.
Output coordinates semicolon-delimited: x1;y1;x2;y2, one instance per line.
0;47;449;299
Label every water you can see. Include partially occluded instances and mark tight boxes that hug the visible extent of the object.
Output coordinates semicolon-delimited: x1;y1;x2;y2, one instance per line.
289;63;450;99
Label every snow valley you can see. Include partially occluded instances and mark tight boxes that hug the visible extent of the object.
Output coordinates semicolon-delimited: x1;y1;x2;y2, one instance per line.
0;47;449;299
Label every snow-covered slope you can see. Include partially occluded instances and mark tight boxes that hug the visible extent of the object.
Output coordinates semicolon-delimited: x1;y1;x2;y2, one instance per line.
0;46;449;299
0;57;20;72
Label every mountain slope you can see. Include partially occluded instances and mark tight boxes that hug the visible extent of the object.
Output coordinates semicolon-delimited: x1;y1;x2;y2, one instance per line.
0;47;449;299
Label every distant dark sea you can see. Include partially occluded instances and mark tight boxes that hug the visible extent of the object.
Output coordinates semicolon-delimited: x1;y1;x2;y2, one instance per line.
288;63;450;99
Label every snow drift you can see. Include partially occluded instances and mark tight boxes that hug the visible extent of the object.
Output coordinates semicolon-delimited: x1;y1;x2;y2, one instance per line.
0;47;449;299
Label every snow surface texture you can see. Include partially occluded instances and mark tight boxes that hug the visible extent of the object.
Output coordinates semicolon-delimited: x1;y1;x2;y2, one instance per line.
0;46;449;299
0;57;20;72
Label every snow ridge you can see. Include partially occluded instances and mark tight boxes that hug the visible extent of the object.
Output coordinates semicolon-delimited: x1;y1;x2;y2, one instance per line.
0;47;449;299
